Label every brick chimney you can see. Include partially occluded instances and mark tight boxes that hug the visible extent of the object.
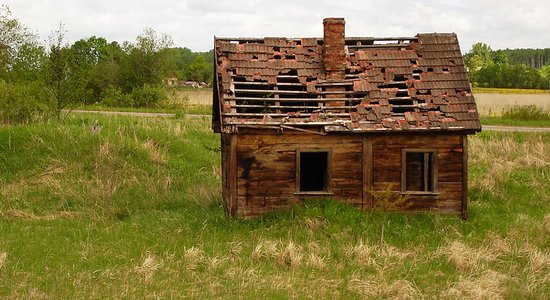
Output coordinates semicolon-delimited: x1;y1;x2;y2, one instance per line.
323;18;346;81
323;18;346;107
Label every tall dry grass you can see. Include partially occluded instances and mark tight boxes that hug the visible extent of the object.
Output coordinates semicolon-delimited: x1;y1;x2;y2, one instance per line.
469;133;550;194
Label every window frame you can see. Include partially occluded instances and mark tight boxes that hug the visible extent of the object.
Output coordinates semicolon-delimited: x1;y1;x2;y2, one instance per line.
401;149;438;195
295;149;332;195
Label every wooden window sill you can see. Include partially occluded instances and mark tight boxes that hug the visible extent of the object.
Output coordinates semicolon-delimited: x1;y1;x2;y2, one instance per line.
294;192;334;196
400;191;440;196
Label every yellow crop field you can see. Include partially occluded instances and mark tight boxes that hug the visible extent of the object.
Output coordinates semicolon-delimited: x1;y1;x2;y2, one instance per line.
475;93;550;115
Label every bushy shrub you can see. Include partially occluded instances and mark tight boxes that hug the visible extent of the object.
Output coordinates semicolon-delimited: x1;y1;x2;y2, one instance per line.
502;105;550;121
130;84;167;108
101;86;133;107
0;80;53;124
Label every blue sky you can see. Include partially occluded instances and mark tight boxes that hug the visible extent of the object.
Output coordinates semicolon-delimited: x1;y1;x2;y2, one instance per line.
3;0;549;52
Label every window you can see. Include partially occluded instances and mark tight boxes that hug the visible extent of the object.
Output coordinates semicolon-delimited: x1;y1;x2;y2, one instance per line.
297;151;330;192
402;149;436;193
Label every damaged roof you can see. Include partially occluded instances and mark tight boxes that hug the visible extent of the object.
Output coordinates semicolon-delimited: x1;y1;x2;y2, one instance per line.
213;32;481;134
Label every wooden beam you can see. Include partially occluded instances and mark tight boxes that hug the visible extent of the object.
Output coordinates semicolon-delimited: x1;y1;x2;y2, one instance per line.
225;96;363;102
232;104;353;110
461;135;469;220
223;112;350;117
363;137;373;208
280;125;326;135
233;89;357;95
229;134;238;216
347;44;412;49
234;81;354;87
424;153;429;192
234;89;308;95
215;36;417;43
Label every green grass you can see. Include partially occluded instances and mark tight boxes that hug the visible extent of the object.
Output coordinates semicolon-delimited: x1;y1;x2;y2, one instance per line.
480;105;550;127
481;116;550;127
474;87;550;94
1;116;549;298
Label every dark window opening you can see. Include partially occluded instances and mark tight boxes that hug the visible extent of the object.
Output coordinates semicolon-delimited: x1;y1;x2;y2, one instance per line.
395;90;410;97
392;106;416;114
403;151;436;192
412;69;423;80
299;152;329;192
285;54;296;60
389;99;414;106
393;75;407;82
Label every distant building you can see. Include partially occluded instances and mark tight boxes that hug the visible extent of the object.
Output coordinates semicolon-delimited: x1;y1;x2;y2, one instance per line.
213;18;481;218
166;77;209;88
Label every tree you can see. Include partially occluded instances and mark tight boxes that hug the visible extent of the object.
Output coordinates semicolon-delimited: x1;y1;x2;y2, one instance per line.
492;50;508;66
186;56;212;82
0;5;41;81
45;23;83;120
119;28;173;92
7;43;47;82
540;65;550;89
162;47;214;83
65;36;125;104
464;42;493;72
88;40;124;100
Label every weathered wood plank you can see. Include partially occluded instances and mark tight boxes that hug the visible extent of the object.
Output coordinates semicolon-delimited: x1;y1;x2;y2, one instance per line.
229;134;238;215
363;137;373;208
238;134;363;145
227;132;466;216
461;136;468;219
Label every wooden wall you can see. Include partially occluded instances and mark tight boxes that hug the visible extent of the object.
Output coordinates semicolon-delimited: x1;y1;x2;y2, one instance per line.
372;134;464;214
221;132;466;217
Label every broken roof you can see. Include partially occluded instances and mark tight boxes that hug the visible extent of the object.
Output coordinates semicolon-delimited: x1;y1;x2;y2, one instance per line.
213;21;481;134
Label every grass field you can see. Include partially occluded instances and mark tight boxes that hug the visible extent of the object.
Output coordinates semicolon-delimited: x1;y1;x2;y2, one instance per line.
1;114;549;298
480;116;550;127
476;93;550;116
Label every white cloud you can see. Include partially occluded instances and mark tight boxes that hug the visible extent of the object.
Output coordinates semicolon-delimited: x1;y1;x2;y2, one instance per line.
3;0;550;52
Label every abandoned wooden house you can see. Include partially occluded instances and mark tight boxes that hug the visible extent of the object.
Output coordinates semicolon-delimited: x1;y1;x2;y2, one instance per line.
213;18;481;219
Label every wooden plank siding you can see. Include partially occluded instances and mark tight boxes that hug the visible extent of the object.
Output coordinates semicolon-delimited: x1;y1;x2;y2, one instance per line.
371;134;464;213
220;132;466;217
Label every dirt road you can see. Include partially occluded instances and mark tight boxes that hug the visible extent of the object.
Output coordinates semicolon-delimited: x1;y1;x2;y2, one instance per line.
68;109;208;119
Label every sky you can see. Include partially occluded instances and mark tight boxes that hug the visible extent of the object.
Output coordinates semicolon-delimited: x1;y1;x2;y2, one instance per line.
3;0;550;53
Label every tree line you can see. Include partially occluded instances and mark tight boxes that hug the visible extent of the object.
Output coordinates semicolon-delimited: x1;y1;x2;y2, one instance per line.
464;42;550;90
3;4;550;125
0;5;213;124
503;48;550;69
